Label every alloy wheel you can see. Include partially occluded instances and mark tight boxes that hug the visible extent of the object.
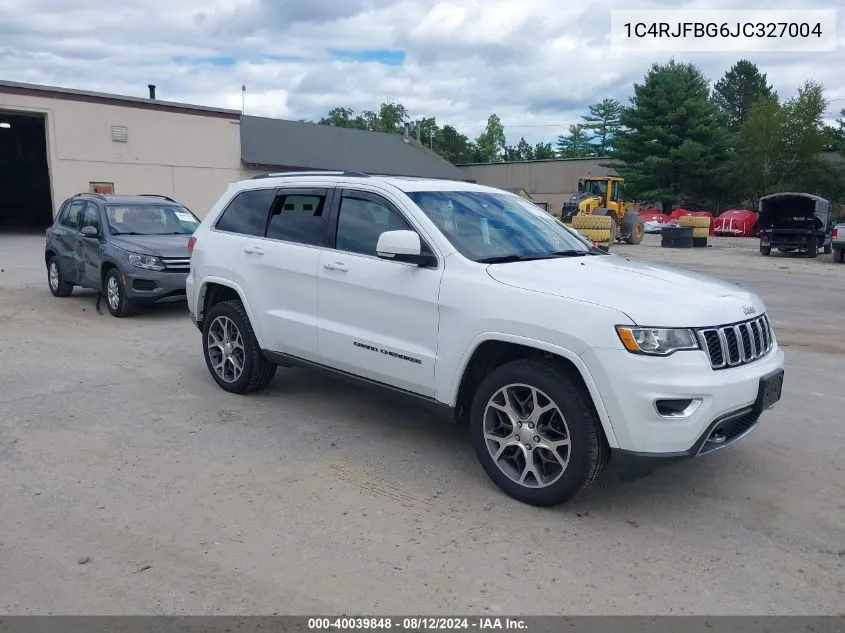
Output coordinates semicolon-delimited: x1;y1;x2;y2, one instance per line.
483;383;571;488
107;276;121;311
207;316;246;383
49;262;59;291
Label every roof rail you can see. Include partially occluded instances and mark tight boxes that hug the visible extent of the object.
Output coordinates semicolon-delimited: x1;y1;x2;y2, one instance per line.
250;170;371;180
72;192;107;200
136;193;177;203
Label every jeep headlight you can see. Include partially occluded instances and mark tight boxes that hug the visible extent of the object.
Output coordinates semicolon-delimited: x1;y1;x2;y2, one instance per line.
127;253;165;271
616;326;699;356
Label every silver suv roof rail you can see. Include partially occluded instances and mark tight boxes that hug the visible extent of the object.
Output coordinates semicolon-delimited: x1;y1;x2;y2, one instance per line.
250;171;371;180
136;194;178;203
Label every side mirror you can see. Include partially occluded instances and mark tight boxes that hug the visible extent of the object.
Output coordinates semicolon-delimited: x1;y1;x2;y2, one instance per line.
80;226;99;238
375;230;435;266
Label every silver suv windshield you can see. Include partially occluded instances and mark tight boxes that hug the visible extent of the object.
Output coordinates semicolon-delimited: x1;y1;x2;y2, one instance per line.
106;204;200;236
406;190;601;263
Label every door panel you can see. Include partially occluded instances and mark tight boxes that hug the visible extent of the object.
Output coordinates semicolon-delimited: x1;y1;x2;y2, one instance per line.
232;187;332;361
317;190;442;396
55;200;85;283
76;202;103;289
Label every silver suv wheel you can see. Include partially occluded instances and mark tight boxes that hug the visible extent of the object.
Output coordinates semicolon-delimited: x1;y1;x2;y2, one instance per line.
483;383;571;488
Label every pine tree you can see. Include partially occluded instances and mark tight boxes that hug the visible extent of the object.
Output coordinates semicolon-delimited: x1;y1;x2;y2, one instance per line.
582;98;622;154
609;60;734;210
713;60;775;133
555;124;593;158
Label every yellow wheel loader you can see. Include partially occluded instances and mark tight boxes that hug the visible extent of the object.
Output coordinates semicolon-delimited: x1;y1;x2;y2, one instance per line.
560;176;644;245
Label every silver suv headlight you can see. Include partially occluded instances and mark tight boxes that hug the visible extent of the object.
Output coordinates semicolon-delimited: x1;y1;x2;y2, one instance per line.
616;326;700;356
127;253;165;271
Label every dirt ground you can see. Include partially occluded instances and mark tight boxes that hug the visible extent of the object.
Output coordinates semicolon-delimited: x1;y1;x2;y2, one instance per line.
0;232;843;616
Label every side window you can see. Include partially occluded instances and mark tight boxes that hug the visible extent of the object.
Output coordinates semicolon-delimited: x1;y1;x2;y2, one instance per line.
335;195;414;257
60;201;85;230
215;189;276;237
610;181;619;202
80;203;100;230
266;193;328;246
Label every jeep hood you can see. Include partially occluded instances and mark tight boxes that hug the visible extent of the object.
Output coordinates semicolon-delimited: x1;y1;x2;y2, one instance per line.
109;234;191;259
486;254;764;328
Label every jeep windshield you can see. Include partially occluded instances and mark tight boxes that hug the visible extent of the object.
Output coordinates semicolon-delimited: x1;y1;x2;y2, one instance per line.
406;190;602;262
107;204;200;235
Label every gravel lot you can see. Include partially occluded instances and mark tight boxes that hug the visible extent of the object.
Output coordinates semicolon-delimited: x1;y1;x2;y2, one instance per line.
1;232;843;616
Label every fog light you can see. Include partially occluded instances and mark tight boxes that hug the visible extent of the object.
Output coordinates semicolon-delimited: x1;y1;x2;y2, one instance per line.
655;398;702;418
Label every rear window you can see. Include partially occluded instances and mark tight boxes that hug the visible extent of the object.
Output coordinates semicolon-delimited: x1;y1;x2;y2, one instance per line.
215;189;276;237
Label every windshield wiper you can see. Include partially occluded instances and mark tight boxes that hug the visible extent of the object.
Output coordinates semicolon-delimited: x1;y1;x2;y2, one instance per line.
111;231;142;235
477;250;589;264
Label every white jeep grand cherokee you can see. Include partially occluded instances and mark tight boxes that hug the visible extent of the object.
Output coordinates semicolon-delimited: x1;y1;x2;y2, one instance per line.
186;172;785;506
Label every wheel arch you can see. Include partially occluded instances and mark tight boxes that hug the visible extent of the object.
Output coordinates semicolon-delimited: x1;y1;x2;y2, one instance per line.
197;279;266;348
448;334;619;448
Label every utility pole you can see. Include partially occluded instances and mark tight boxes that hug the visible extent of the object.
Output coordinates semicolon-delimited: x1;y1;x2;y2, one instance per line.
430;129;434;150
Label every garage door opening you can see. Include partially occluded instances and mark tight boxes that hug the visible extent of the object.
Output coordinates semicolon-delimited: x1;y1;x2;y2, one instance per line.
0;111;53;231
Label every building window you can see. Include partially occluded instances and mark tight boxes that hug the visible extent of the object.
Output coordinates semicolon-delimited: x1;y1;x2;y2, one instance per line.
111;125;128;143
534;202;549;212
90;182;115;194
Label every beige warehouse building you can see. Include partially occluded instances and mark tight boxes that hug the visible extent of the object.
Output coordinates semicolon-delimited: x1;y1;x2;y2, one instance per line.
458;157;617;217
0;80;466;230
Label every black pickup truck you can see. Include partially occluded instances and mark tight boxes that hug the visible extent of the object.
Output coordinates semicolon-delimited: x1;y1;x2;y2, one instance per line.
758;192;832;258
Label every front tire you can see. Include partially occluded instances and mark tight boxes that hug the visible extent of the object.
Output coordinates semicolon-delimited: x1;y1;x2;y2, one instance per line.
47;256;73;297
469;359;609;506
104;268;137;317
202;299;276;394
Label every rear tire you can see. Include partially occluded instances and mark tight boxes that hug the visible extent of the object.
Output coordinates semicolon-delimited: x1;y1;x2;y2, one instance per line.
202;299;276;394
47;256;73;297
834;248;844;263
760;245;771;256
469;359;609;507
823;243;832;255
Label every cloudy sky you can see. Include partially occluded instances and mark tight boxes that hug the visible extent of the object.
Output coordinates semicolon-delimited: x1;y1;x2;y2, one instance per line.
2;0;843;145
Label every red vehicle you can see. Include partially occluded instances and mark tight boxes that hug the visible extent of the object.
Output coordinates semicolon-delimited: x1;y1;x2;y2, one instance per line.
712;210;758;237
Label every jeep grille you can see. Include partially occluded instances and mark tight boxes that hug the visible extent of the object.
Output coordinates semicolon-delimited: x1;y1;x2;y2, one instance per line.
696;315;774;370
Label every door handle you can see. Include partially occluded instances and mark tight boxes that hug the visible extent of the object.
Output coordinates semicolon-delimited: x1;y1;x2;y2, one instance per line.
243;246;264;255
323;261;348;272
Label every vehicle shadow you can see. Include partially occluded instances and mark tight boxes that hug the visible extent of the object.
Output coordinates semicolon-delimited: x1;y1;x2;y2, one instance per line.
65;288;190;320
242;363;723;516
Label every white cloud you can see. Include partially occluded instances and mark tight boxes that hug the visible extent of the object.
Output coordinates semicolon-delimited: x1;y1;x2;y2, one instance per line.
1;0;843;146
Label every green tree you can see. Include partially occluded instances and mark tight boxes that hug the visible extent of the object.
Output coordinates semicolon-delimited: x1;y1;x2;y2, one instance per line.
533;141;556;159
779;80;828;178
582;98;622;154
737;81;832;201
556;124;594;157
319;106;368;130
435;125;475;164
736;95;785;200
609;60;733;211
376;101;409;133
415;116;439;147
713;60;775;133
474;114;507;162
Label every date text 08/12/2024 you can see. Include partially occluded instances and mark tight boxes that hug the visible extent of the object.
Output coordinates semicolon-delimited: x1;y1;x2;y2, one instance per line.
307;617;528;630
622;21;823;38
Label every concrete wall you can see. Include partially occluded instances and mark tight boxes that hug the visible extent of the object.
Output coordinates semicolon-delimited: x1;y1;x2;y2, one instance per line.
458;158;617;216
0;91;244;218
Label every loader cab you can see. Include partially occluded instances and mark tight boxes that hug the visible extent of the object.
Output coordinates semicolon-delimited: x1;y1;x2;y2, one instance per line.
580;178;608;198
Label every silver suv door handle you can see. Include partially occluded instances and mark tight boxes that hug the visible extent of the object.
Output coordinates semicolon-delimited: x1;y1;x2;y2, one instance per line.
323;261;348;272
243;246;264;255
